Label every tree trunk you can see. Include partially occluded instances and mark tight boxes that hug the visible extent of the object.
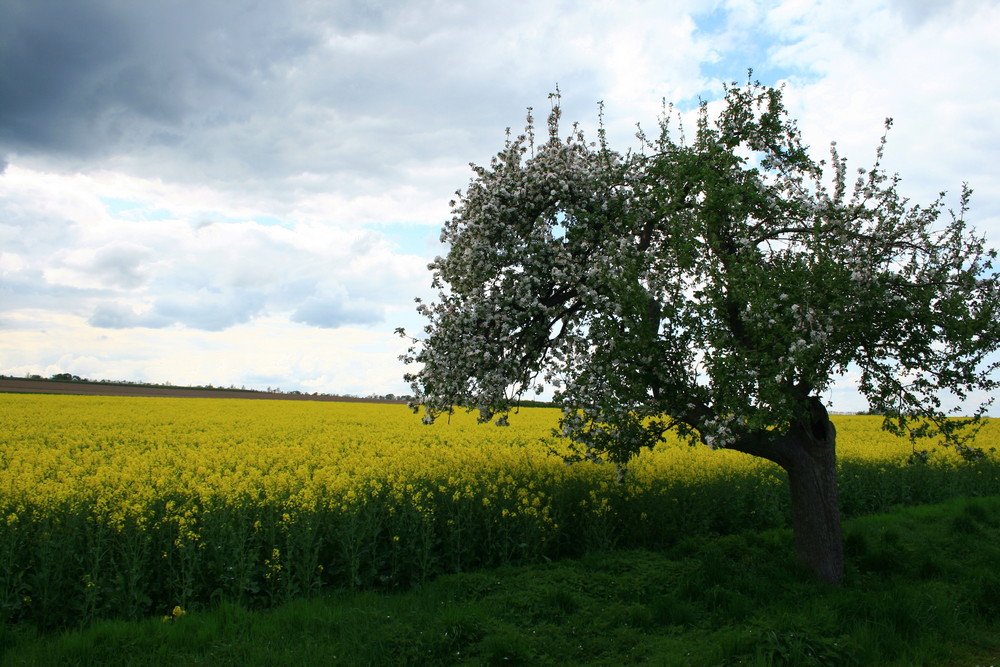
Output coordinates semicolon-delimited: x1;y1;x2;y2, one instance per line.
730;398;844;584
784;419;843;584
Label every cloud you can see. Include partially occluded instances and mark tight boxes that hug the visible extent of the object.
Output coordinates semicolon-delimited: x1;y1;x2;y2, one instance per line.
47;242;153;290
0;0;319;159
89;289;271;331
152;290;268;331
291;294;383;329
88;302;168;330
0;164;433;335
1;0;719;205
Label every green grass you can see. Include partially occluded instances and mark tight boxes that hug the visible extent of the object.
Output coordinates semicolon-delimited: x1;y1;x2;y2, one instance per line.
4;496;1000;666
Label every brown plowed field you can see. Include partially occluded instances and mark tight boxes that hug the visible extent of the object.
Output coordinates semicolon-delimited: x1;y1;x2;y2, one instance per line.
0;378;406;403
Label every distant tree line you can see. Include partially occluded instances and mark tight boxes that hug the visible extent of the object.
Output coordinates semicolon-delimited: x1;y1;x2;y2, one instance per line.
1;373;414;402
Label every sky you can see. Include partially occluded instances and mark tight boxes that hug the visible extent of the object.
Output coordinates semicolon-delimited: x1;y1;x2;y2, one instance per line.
2;0;999;411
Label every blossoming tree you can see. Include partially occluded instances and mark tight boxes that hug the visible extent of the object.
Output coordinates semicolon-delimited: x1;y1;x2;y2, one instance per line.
400;82;1000;583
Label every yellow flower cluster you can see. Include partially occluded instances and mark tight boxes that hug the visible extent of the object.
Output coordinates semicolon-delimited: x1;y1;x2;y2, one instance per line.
161;605;185;623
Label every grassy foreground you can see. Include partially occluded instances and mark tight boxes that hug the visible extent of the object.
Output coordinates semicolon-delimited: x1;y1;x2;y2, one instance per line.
3;496;1000;666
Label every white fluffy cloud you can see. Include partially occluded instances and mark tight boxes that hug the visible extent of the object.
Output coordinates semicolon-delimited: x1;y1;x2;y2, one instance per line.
774;0;1000;209
1;166;430;326
1;0;998;402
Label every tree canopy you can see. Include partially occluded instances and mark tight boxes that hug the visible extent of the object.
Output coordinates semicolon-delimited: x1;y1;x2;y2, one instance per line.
400;81;1000;581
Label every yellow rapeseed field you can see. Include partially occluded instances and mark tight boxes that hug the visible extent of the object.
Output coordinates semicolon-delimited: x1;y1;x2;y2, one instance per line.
3;394;974;511
0;393;996;628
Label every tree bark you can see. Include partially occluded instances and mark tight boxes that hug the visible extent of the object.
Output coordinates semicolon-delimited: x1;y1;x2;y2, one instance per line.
784;420;843;584
730;398;844;584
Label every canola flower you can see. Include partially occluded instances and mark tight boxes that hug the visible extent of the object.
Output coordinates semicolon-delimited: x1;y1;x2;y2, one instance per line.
0;394;997;629
162;605;185;623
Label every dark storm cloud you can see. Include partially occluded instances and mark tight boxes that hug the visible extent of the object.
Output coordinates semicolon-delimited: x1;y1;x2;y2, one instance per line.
0;0;321;160
0;0;596;190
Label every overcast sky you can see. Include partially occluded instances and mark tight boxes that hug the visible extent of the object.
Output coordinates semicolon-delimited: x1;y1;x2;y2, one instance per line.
2;0;998;410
